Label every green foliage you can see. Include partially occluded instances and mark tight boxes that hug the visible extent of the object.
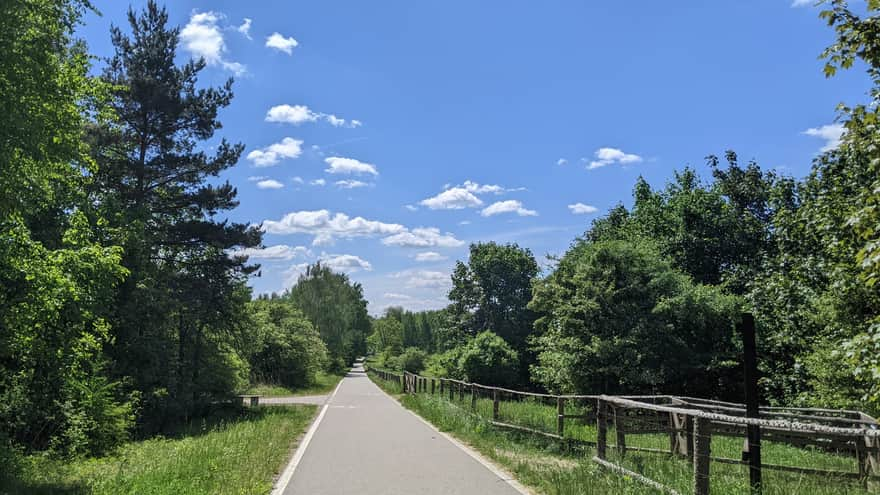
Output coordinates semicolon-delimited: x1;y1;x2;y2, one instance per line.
455;331;520;387
530;239;741;397
448;243;538;351
286;263;370;367
248;298;328;389
368;316;404;356
397;347;429;374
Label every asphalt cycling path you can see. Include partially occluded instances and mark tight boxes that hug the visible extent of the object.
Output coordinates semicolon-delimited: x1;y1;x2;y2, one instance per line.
280;362;528;495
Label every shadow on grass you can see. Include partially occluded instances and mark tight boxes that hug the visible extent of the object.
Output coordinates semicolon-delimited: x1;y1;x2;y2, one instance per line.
154;403;293;441
0;480;89;495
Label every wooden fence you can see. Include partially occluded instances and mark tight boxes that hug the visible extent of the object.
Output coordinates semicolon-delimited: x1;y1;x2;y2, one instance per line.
368;366;880;495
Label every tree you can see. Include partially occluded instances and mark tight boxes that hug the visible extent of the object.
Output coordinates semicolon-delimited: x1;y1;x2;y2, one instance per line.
529;239;741;397
287;263;370;367
448;242;538;351
89;1;261;430
456;332;519;387
248;298;328;389
368;316;404;356
0;0;133;455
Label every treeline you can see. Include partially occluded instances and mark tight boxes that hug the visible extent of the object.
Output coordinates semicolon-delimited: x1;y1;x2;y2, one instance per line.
0;0;367;465
371;1;880;413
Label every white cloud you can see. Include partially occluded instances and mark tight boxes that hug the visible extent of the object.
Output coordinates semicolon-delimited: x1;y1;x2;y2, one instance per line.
568;202;599;215
265;104;362;128
335;179;370;189
319;253;372;273
180;11;245;75
266;32;299;55
256;179;284;189
404;204;419;212
420;188;483;210
382;227;464;248
419;180;523;210
237;18;252;39
246;137;303;167
587;147;643;170
384;293;412;300
247;175;266;182
311;178;326;186
481;200;538;217
292;176;304;184
324;156;378;176
391;269;450;289
557;158;568;166
459;220;471;225
791;0;813;6
262;210;405;245
232;245;311;261
803;123;845;152
415;251;448;262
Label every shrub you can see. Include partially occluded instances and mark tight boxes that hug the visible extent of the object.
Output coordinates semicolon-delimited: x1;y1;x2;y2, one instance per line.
398;347;428;374
456;331;519;387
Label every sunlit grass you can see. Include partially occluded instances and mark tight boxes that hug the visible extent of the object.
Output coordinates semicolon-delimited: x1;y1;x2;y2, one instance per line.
369;371;872;495
244;370;345;397
2;405;317;495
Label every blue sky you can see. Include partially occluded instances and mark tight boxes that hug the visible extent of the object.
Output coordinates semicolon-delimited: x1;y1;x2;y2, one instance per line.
79;1;866;314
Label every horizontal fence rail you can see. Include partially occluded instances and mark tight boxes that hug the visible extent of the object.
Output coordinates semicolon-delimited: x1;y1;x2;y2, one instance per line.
366;366;880;495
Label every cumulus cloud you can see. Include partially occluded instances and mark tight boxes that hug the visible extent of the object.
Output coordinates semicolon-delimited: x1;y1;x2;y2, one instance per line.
324;156;378;176
311;178;326;186
419;180;523;210
384;293;412;300
334;179;370;189
382;227;464;248
266;32;298;55
420;188;483;210
404;204;419;212
391;269;450;289
232;245;311;261
791;0;813;6
262;210;405;245
247;175;266;182
587;147;643;170
803;123;845;152
237;18;252;39
557;158;568;166
246;137;303;167
568;202;599;215
292;176;305;184
415;251;448;262
481;200;538;217
256;179;284;189
265;104;362;128
180;11;245;75
319;253;372;273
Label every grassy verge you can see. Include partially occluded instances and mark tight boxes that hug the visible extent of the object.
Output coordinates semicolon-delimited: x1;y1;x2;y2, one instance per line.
244;370;345;397
367;371;872;495
1;405;317;495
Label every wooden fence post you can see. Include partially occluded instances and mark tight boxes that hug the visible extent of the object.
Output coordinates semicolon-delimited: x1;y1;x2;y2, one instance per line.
471;385;477;411
597;399;607;460
431;378;435;395
439;379;444;394
493;389;499;420
615;406;627;457
449;381;454;401
459;382;464;401
693;416;712;495
740;313;762;493
557;397;565;437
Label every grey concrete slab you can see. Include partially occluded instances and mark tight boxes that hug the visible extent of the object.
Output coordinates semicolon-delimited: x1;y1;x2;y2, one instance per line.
284;364;524;495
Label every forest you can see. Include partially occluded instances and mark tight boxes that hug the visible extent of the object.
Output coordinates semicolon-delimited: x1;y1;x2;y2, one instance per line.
1;0;879;485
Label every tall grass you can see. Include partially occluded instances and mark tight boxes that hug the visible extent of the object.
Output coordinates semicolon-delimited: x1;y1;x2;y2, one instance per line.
2;405;317;495
244;370;346;397
369;371;873;495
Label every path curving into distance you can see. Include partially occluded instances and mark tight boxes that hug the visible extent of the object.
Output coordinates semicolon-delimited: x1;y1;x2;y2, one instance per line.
277;362;528;495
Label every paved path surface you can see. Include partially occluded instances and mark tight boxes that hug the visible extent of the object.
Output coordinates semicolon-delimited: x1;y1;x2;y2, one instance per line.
283;363;524;495
263;395;328;406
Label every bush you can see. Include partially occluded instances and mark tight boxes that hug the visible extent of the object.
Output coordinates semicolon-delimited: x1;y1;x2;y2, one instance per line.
456;332;519;387
398;347;428;374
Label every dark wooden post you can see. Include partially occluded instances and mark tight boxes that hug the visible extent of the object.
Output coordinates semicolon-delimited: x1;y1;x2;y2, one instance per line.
615;406;627;457
459;382;464;401
557;397;565;437
431;378;435;395
449;381;454;401
740;313;762;493
492;389;500;420
597;399;607;460
471;385;477;411
693;416;712;495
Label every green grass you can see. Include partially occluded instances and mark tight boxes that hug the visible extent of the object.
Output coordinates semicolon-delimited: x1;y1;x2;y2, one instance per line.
244;370;345;397
368;371;873;495
1;405;317;495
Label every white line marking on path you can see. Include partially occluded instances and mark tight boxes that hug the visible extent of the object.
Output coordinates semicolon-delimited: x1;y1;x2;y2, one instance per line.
375;383;534;495
272;373;346;495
